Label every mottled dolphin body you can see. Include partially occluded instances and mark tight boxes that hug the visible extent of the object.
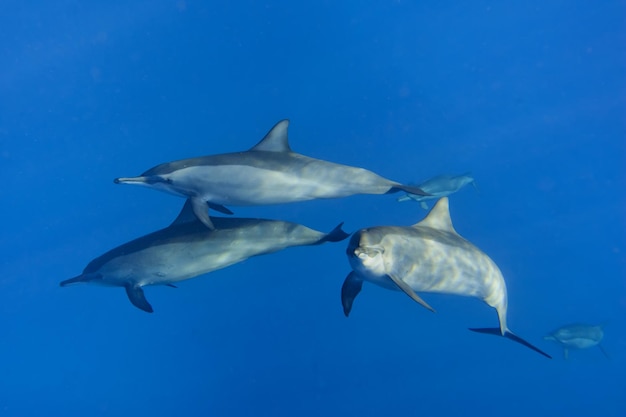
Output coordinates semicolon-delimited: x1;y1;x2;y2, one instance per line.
60;200;349;313
397;173;476;209
341;197;550;358
114;119;428;229
544;323;609;359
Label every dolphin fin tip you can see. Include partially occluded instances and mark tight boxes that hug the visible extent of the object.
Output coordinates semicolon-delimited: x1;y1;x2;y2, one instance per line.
323;222;351;243
469;327;552;359
125;284;154;313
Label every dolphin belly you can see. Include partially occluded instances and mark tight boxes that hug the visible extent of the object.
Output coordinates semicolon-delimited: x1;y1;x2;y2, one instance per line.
167;160;399;206
379;231;506;307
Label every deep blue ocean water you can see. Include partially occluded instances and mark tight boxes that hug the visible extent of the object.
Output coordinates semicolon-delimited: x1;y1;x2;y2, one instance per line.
1;1;624;416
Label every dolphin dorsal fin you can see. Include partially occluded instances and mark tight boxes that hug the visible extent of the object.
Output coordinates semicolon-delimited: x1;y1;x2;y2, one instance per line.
169;199;199;226
249;119;292;152
413;197;458;234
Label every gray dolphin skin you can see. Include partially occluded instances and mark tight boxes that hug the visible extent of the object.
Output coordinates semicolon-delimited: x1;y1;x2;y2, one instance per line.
397;173;477;209
341;197;551;358
60;199;349;313
114;119;428;229
544;323;609;359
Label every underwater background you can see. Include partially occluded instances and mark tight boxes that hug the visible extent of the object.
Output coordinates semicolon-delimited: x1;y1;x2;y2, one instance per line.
1;1;624;416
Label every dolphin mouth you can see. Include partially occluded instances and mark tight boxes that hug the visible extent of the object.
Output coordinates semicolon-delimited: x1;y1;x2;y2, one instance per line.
349;246;384;259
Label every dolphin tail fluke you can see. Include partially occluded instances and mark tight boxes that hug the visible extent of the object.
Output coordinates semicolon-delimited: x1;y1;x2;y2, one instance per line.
341;272;363;317
387;184;430;197
319;222;351;244
598;344;610;359
469;327;552;359
397;195;411;203
124;284;154;313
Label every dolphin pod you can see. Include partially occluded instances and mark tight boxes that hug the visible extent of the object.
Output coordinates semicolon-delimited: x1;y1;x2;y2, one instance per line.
62;119;557;359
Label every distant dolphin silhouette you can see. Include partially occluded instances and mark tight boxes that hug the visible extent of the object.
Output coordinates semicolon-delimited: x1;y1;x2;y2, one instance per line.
114;119;428;229
397;173;477;209
60;199;349;312
341;197;551;358
544;323;609;359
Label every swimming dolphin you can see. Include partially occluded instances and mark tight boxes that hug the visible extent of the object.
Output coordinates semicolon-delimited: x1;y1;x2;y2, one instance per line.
114;119;428;229
397;173;477;209
60;199;349;313
544;323;609;359
341;197;551;358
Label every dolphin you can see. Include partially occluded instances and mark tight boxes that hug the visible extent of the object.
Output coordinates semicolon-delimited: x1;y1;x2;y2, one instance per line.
114;119;428;229
341;197;551;358
397;173;477;209
544;323;609;359
60;199;349;313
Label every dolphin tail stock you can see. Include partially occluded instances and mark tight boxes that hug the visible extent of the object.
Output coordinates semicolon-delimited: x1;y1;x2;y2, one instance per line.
124;283;154;313
318;222;351;244
468;327;552;359
387;184;430;197
341;272;363;317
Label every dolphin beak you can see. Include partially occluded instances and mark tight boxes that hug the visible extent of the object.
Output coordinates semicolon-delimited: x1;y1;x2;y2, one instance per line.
60;273;103;286
114;176;146;184
114;176;171;185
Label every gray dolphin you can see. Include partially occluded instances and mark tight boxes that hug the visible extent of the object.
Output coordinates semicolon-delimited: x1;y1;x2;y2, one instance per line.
544;323;609;359
341;197;550;358
60;200;349;313
114;119;428;229
397;173;477;209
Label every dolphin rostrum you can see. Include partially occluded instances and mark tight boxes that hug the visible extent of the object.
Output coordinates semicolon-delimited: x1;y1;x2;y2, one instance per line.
341;197;551;358
114;119;428;229
397;173;477;209
544;323;609;359
60;199;349;313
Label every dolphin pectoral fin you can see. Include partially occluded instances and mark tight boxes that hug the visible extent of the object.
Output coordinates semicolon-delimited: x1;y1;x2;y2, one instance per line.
419;202;428;210
207;202;234;215
165;283;177;288
387;184;430;197
341;272;363;317
468;328;552;359
124;284;154;313
387;274;435;313
191;197;215;230
396;195;411;203
598;344;610;359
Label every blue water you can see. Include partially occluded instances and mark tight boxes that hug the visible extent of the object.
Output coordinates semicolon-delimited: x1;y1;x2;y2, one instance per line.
1;1;624;416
